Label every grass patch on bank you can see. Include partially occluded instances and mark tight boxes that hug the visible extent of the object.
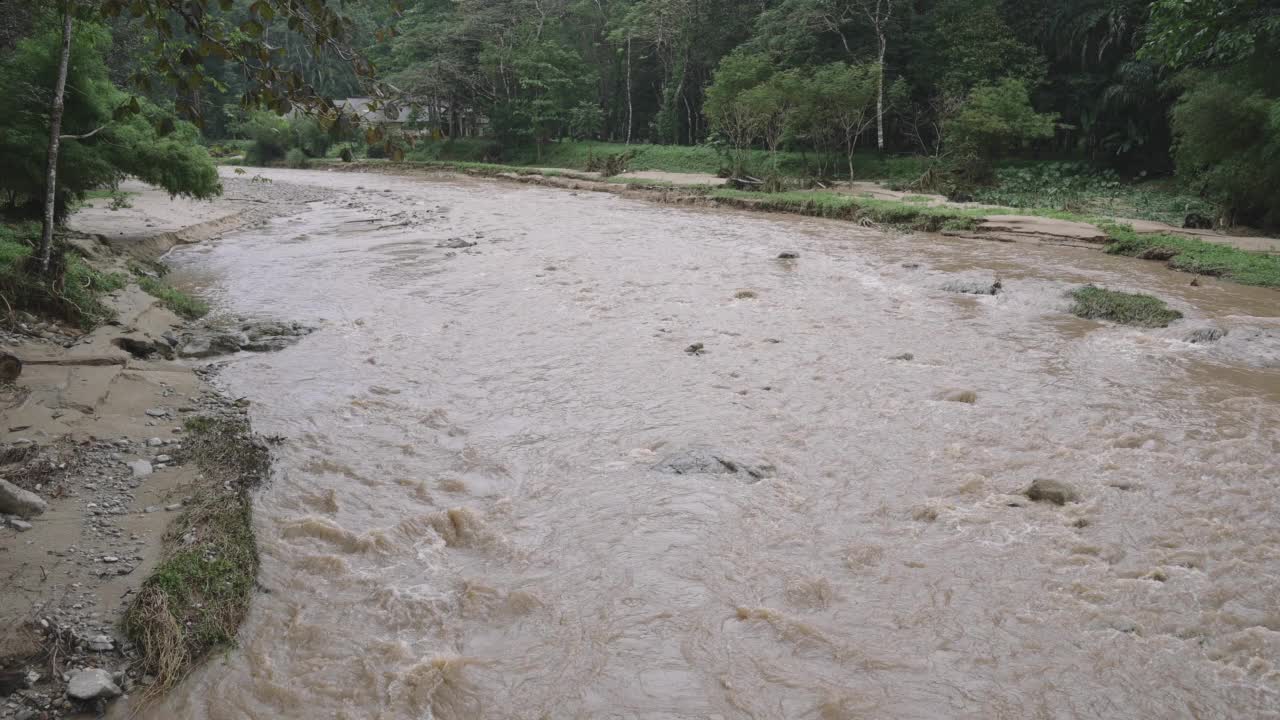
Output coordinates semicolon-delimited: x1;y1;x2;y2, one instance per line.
1102;223;1280;288
402;139;929;180
1068;285;1183;327
123;415;269;695
0;221;126;328
708;189;985;232
136;275;209;319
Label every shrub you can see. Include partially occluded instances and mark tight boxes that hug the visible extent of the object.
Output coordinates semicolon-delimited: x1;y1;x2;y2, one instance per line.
284;148;310;169
945;78;1056;186
584;150;634;177
239;111;290;166
1170;73;1280;227
289;116;333;158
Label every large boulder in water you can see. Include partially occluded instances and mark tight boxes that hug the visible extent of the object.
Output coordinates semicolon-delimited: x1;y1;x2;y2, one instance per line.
1025;479;1078;506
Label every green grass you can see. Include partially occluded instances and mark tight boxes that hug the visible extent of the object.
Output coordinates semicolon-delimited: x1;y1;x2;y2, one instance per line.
400;138;928;180
124;416;268;695
708;188;984;232
137;275;209;319
0;221;126;328
1101;223;1280;288
1068;285;1184;327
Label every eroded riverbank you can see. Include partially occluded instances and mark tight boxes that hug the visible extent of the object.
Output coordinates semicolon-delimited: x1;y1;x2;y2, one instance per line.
131;168;1279;719
0;175;331;719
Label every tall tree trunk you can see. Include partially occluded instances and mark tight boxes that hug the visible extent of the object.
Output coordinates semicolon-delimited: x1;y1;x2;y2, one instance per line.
625;34;633;145
38;4;73;276
875;36;886;152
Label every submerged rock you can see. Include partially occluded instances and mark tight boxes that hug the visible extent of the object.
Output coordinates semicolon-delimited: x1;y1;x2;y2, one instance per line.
941;278;1002;296
776;251;800;259
437;237;477;249
940;389;977;404
241;320;311;342
1025;479;1078;506
1186;327;1227;344
0;478;47;518
66;668;121;701
242;337;296;353
654;448;776;483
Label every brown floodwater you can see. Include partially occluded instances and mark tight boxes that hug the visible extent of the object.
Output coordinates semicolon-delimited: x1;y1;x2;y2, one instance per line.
146;168;1279;719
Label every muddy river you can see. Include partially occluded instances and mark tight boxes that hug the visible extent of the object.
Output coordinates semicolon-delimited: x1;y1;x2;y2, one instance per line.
150;169;1279;718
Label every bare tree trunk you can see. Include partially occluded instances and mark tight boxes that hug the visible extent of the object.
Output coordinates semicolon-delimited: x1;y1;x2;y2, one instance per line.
875;37;886;152
38;4;73;276
683;91;694;145
625;34;633;145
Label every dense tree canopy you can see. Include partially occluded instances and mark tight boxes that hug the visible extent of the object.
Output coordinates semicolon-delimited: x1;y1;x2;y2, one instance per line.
4;0;1280;227
0;20;219;219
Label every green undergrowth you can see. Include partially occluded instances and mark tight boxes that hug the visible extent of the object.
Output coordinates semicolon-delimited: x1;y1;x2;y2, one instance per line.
401;139;929;180
136;274;209;319
0;221;126;328
968;162;1216;226
708;189;984;231
123;416;269;696
1068;285;1183;327
1102;223;1280;288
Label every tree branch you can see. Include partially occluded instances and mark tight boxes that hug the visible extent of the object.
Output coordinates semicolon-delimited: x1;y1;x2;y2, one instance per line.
60;125;106;141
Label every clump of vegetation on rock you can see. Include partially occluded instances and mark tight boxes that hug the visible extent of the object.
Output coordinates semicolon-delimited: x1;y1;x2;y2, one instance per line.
1068;285;1183;328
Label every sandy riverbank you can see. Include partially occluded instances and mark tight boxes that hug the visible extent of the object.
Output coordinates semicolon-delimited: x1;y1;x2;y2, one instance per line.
0;175;329;718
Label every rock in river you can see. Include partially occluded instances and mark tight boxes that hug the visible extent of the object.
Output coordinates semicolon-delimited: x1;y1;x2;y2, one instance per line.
654;448;776;483
0;478;47;518
178;320;313;359
66;668;121;701
437;237;477;249
178;332;247;359
942;278;1002;296
1186;327;1227;344
1025;479;1079;506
